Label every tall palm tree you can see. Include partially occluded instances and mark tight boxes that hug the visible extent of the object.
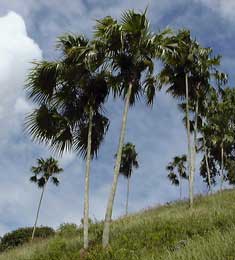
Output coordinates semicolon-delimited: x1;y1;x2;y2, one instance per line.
25;34;109;249
30;157;63;241
166;155;187;200
159;30;222;207
184;86;217;193
117;142;139;216
94;9;174;247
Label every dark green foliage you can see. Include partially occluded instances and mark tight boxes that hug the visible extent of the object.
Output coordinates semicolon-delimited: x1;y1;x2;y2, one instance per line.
118;143;139;178
166;155;188;186
0;226;54;252
25;34;110;158
94;10;174;106
30;157;63;188
159;30;222;100
199;154;218;186
199;88;235;186
225;159;235;185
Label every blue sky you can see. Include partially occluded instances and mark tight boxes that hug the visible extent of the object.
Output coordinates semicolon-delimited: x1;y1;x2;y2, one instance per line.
0;0;234;235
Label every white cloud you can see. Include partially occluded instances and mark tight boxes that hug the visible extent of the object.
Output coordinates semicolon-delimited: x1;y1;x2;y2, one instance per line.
0;12;42;235
59;152;76;168
0;11;42;136
194;0;235;22
14;97;32;114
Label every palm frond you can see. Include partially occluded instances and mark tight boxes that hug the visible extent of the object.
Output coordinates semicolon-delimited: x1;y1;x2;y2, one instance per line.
26;61;63;104
74;112;109;159
118;142;139;178
51;177;60;186
30;175;37;183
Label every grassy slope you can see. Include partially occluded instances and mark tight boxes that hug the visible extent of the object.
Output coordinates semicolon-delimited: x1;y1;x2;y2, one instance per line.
1;189;235;260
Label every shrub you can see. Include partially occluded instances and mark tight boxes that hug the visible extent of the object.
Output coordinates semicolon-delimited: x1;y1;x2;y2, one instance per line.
57;223;81;237
0;226;55;251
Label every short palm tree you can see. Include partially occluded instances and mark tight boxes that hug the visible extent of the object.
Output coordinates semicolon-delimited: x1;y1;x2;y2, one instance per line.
30;157;63;241
118;142;139;216
95;9;175;247
25;34;109;249
166;155;187;200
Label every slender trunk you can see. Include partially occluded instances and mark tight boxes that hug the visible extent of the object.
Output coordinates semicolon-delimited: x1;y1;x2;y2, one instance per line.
220;144;224;192
191;97;199;204
203;136;212;194
83;107;93;249
102;83;133;248
31;185;46;241
185;74;193;208
179;175;182;200
125;175;131;216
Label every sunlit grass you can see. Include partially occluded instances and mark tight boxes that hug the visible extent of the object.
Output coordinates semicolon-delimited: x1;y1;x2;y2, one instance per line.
1;189;235;259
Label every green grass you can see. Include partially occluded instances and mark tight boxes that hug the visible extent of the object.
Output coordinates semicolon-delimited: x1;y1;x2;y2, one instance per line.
1;189;235;260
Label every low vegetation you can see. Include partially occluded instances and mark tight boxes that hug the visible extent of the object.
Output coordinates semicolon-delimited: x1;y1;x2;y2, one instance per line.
1;189;235;260
0;227;54;252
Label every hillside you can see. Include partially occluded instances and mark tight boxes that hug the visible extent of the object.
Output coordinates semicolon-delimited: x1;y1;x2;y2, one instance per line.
1;189;235;260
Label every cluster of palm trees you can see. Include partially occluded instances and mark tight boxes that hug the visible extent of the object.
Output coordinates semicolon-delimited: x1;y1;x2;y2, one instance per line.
166;79;235;198
24;9;235;249
198;88;235;191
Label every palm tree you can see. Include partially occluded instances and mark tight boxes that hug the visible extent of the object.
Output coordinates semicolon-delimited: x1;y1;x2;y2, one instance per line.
94;9;174;247
159;30;222;207
30;157;63;241
200;128;213;193
205;88;235;191
25;34;109;249
185;86;217;193
117;142;139;216
166;155;187;200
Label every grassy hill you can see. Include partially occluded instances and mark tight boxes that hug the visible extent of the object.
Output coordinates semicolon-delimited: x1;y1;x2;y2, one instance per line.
1;189;235;260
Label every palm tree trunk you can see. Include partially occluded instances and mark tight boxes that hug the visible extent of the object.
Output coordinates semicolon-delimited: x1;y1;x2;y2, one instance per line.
102;83;133;248
179;175;182;200
220;143;224;192
191;97;199;204
125;175;131;216
84;107;93;249
185;73;193;208
203;136;212;194
31;185;46;241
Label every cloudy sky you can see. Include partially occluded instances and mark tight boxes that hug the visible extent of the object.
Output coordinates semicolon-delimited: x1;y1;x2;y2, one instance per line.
0;0;234;235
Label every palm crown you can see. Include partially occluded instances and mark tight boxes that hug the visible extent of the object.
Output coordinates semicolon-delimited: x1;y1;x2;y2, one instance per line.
30;157;63;188
118;142;139;178
25;34;109;158
166;155;187;186
159;30;222;100
94;10;174;105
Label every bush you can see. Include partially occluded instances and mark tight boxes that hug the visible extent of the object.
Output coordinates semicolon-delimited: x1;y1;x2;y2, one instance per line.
0;226;55;252
57;223;81;237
